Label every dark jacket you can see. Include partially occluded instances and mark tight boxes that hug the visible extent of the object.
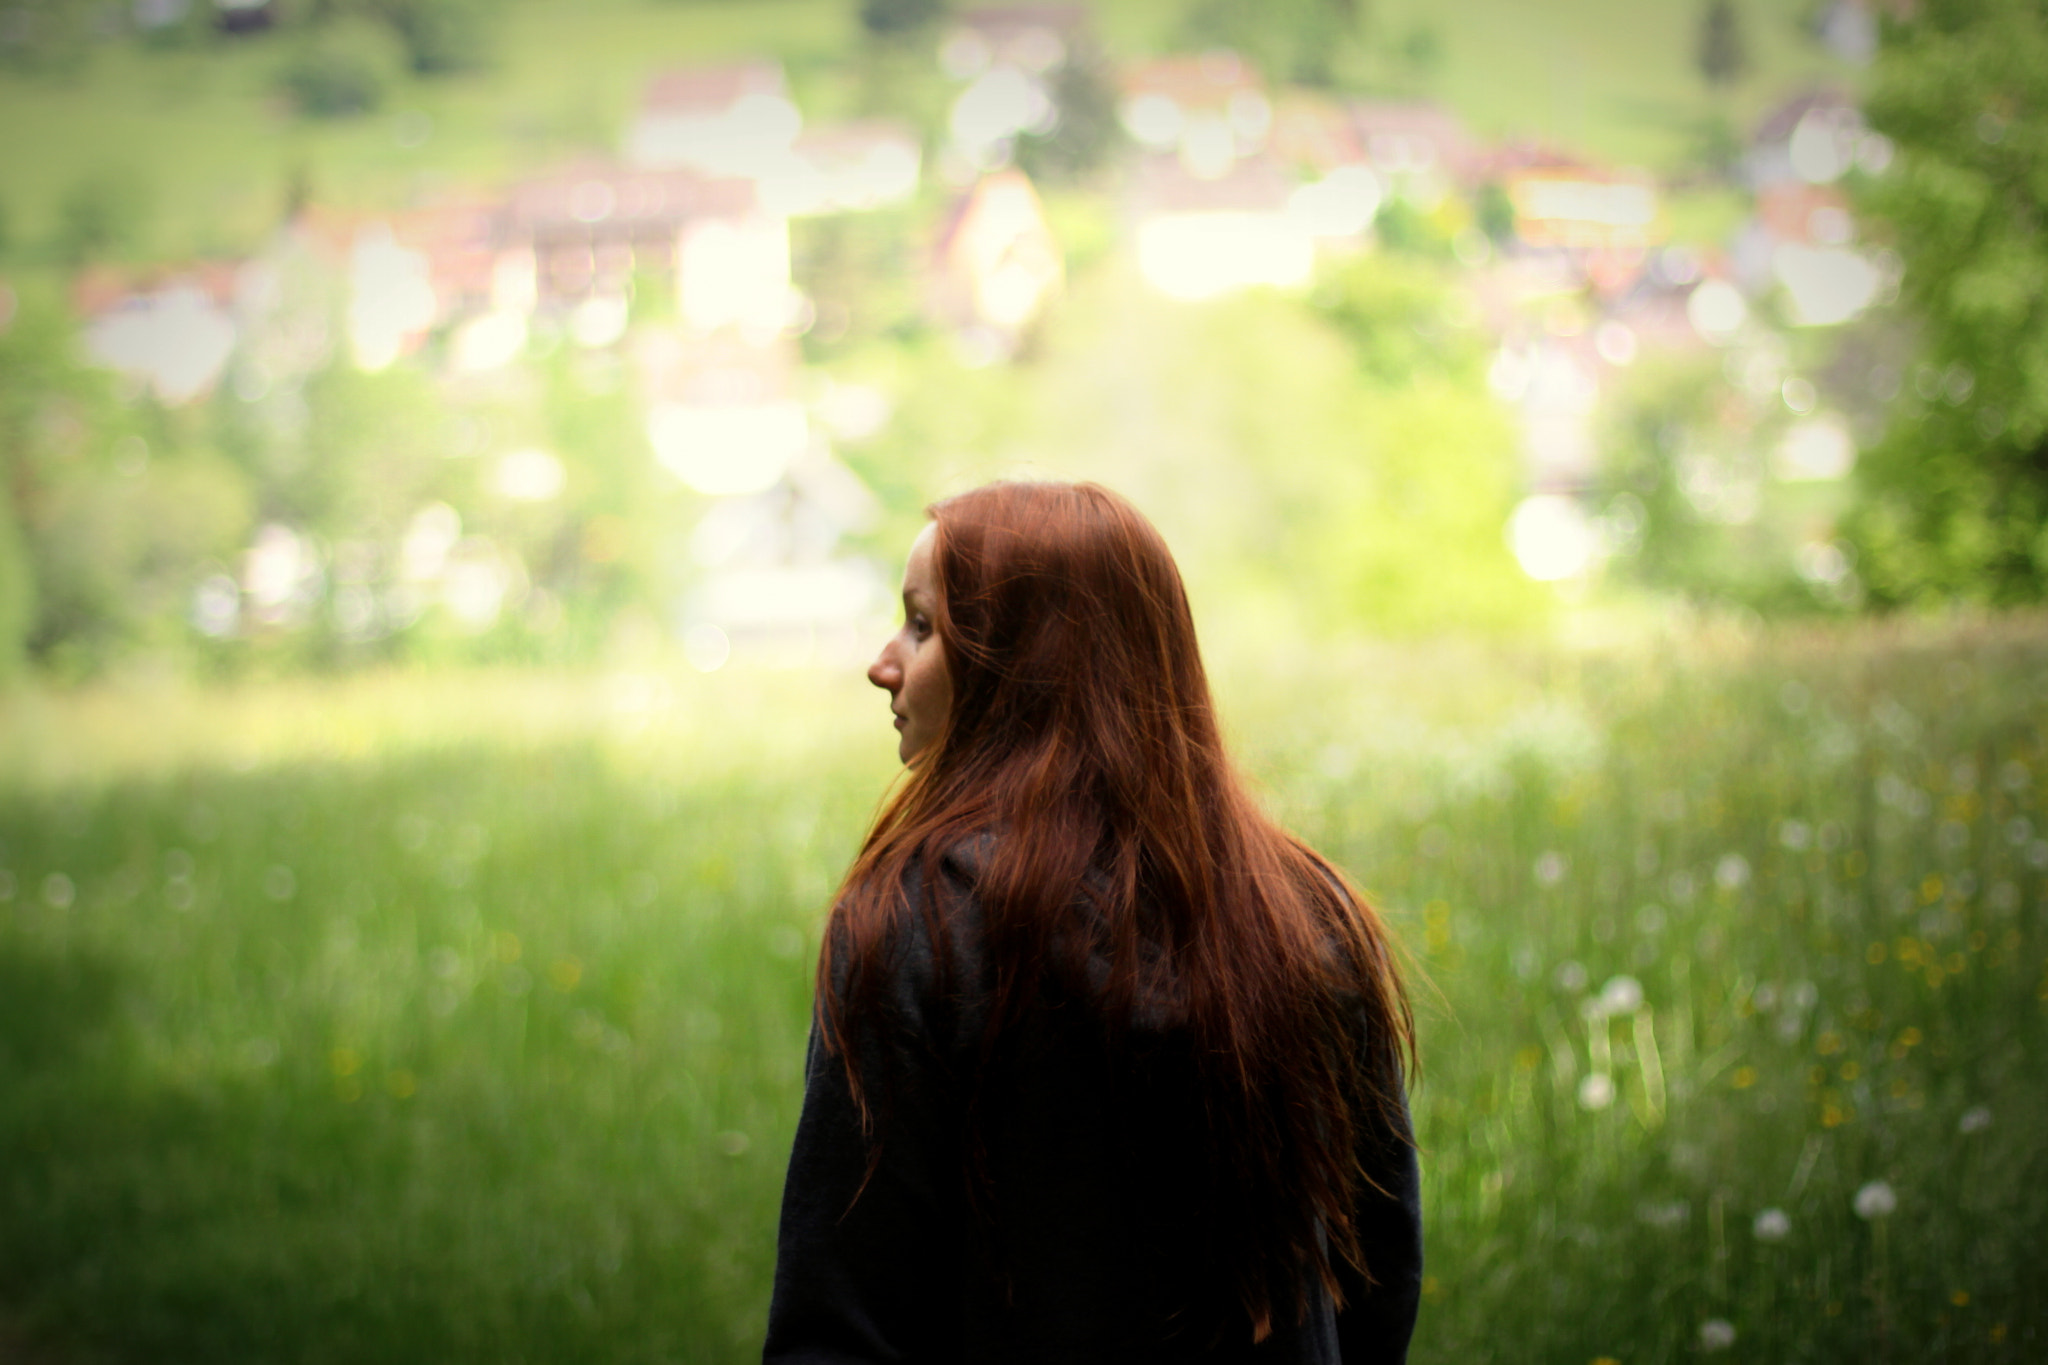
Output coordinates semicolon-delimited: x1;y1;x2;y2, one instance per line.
764;842;1423;1364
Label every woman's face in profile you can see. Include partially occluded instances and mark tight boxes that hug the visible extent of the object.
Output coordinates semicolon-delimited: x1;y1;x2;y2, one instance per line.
867;523;953;766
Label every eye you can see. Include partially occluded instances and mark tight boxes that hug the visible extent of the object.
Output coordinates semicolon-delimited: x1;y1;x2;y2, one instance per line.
910;614;933;640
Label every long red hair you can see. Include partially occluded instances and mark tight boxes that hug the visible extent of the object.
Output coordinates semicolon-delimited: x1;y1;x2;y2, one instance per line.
820;480;1414;1336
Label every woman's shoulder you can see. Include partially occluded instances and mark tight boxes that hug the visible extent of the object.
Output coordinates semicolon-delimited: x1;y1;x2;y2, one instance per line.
873;833;996;994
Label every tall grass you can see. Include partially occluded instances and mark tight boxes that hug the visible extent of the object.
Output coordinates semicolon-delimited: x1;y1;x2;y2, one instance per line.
1;618;2043;1362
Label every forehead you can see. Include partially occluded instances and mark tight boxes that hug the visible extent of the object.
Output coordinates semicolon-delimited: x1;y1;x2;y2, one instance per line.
902;523;939;598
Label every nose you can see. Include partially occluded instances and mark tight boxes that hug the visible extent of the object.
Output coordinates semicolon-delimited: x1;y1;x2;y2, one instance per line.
868;641;900;694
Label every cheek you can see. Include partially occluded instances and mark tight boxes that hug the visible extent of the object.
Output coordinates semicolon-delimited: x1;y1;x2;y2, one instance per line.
908;651;949;711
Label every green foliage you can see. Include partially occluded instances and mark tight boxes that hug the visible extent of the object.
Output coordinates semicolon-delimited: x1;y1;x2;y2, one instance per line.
0;296;256;673
858;0;943;41
1594;350;1852;613
1697;0;1751;87
1179;0;1360;87
1685;110;1745;180
1373;196;1454;258
1300;255;1542;633
0;0;97;76
1843;0;2048;606
1013;45;1121;186
1474;180;1515;244
376;0;491;74
841;253;1538;639
1396;22;1445;83
790;205;926;360
54;170;150;265
28;441;253;670
0;464;33;686
273;16;402;117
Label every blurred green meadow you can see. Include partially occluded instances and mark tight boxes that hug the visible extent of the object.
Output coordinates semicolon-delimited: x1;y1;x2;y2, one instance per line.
3;615;2045;1363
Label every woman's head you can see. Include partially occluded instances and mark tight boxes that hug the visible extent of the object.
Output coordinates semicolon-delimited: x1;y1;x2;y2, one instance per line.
872;481;1219;792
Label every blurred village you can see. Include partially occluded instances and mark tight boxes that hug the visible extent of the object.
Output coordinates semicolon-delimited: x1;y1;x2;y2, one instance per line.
19;0;1907;672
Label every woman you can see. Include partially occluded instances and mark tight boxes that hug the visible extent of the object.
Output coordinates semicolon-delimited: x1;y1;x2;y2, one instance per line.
765;482;1420;1364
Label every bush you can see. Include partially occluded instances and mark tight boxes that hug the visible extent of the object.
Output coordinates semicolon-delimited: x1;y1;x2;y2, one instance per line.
274;19;401;118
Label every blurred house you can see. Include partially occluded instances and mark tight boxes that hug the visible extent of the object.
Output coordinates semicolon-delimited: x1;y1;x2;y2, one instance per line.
1736;94;1891;326
501;163;789;343
1118;51;1270;180
633;329;884;654
639;331;807;497
1745;89;1886;191
1267;94;1361;177
380;196;504;322
939;5;1089;78
1493;147;1662;255
939;7;1094;171
1346;100;1480;204
1733;179;1886;327
1129;153;1312;301
680;447;885;657
1481;143;1665;297
624;61;801;179
1265;95;1403;242
778;121;922;215
74;262;240;403
929;169;1063;349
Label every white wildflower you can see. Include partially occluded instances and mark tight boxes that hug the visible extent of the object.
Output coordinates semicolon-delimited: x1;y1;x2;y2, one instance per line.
1853;1180;1897;1220
1578;1073;1615;1111
1699;1318;1737;1351
1959;1106;1992;1134
1752;1207;1791;1242
1598;975;1645;1016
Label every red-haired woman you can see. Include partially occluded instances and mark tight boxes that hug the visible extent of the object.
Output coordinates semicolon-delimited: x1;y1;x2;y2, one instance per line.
765;481;1420;1363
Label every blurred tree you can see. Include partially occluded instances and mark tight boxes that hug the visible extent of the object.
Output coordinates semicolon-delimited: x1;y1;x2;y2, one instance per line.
1397;23;1444;83
0;0;95;76
1594;351;1849;613
273;16;399;117
0;297;255;675
1014;43;1121;186
860;0;944;40
54;171;149;265
1474;181;1516;245
1180;0;1360;88
1297;254;1544;632
376;0;488;74
291;359;454;538
1844;0;2048;605
790;205;925;360
1685;111;1745;182
0;481;29;682
1697;0;1750;88
1373;196;1453;258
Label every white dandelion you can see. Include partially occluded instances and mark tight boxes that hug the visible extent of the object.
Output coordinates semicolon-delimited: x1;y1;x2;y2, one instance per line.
1597;975;1645;1017
1853;1180;1898;1220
